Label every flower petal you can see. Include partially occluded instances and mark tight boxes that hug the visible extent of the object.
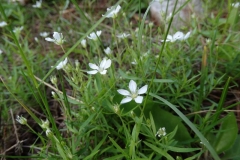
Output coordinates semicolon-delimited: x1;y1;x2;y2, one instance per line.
138;85;148;94
129;80;137;93
183;31;191;40
96;31;102;36
120;97;132;104
53;32;60;40
173;31;184;40
99;70;107;74
117;89;131;96
100;58;107;68
45;37;55;42
87;70;98;74
89;63;99;70
103;59;111;69
166;35;173;41
134;96;143;103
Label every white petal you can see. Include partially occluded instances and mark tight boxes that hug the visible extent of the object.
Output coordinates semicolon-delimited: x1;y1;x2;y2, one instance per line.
99;70;107;74
129;80;137;93
116;5;121;12
173;31;184;40
104;47;111;54
89;63;99;70
100;59;107;68
134;96;143;103
184;31;191;40
45;37;55;42
87;70;98;74
166;35;173;41
63;57;68;64
120;97;133;104
117;89;131;96
103;59;111;69
96;31;102;36
53;32;60;40
138;85;148;94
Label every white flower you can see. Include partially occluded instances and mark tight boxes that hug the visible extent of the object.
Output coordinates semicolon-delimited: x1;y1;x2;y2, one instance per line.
0;49;3;55
34;37;39;42
155;127;166;137
87;31;102;41
161;31;191;42
131;59;137;65
232;2;240;8
81;39;87;48
40;32;49;37
32;0;42;8
46;128;52;137
87;58;111;75
40;119;50;129
51;91;56;97
16;115;27;125
102;5;121;18
13;26;23;33
56;57;68;70
0;21;7;27
117;33;130;39
117;80;148;104
50;76;57;84
104;47;112;55
45;32;64;45
179;31;191;40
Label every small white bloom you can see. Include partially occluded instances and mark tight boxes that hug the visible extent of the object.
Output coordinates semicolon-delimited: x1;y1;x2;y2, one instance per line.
81;39;87;48
0;49;3;55
16;115;27;125
87;58;111;75
40;119;50;129
50;76;57;84
113;104;120;113
56;57;68;70
0;21;7;27
180;31;191;40
46;128;52;137
104;47;112;55
117;80;148;104
45;32;64;45
87;31;102;41
155;127;166;137
102;5;121;18
232;2;240;8
117;33;130;39
40;32;49;37
206;38;211;45
34;37;39;42
161;31;190;42
13;26;23;33
51;91;56;97
32;0;42;8
131;59;137;65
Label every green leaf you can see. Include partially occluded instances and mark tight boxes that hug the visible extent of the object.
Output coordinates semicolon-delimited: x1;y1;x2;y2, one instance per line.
83;149;99;160
104;154;125;160
144;101;192;141
143;141;174;160
158;143;201;153
109;136;129;159
213;112;238;153
223;134;240;160
149;93;220;160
